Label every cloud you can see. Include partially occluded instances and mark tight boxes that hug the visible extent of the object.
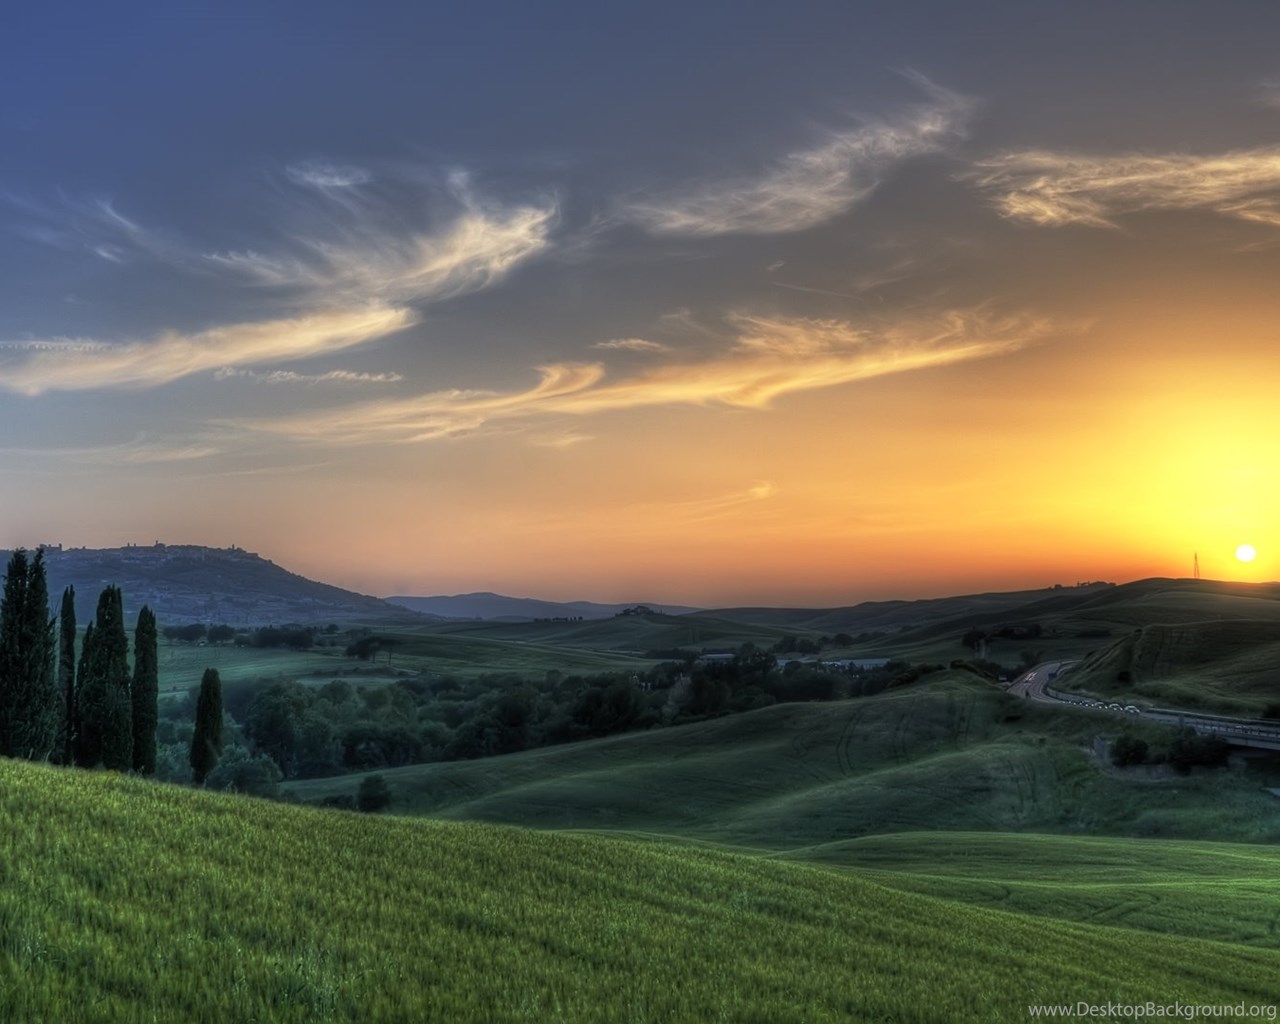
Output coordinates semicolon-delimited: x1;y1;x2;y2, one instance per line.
0;435;222;464
2;173;555;394
286;161;373;190
623;75;972;236
0;305;412;395
591;338;670;353
968;146;1280;228
235;307;1051;444
205;193;556;306
213;367;404;385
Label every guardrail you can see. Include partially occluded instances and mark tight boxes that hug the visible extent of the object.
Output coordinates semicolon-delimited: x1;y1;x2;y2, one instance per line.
1039;683;1280;743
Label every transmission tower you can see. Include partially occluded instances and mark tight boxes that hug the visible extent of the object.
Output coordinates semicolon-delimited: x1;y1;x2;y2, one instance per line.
1193;552;1200;579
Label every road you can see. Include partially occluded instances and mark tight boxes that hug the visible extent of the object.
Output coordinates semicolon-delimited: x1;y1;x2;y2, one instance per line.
1007;662;1280;750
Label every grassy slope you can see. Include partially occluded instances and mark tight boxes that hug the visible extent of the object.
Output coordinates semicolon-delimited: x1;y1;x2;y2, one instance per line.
791;831;1280;948
287;673;1280;845
1063;620;1280;713
4;761;1280;1023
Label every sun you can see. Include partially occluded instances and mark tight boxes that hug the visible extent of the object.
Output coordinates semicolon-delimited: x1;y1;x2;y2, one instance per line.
1236;544;1257;563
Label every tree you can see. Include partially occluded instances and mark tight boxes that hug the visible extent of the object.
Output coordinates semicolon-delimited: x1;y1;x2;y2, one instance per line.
58;586;76;765
190;667;224;785
76;586;133;771
132;606;158;775
0;549;59;760
356;773;393;813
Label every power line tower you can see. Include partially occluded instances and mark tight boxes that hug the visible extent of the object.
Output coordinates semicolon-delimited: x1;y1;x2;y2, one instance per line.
1193;552;1200;580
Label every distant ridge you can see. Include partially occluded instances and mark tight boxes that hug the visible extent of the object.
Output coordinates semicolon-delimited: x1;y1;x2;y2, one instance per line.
386;592;703;621
7;544;426;626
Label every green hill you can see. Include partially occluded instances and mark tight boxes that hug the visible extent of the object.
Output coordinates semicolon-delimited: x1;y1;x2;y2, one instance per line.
795;831;1280;948
288;673;1280;845
1062;619;1280;713
4;760;1280;1023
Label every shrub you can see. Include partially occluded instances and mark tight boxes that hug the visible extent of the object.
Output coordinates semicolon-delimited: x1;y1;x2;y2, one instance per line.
356;774;393;813
1110;734;1149;767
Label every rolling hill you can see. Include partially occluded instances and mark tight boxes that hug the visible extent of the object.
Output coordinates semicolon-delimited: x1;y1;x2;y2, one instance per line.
386;592;702;620
287;672;1280;846
4;760;1280;1022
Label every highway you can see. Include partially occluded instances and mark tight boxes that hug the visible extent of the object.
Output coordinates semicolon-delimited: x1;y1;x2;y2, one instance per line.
1008;662;1280;750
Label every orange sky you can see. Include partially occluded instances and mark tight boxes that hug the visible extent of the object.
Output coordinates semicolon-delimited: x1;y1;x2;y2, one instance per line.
4;11;1280;605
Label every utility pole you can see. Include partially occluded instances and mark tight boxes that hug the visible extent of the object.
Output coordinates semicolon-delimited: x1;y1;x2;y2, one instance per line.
1193;552;1200;580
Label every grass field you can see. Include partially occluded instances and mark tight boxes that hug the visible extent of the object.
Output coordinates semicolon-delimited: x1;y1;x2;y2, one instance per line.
4;760;1280;1023
155;628;658;698
791;831;1280;948
287;672;1280;846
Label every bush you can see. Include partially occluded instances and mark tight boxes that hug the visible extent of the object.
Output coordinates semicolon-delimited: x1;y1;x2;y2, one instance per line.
1168;729;1231;774
1110;734;1149;767
357;774;393;813
205;744;284;797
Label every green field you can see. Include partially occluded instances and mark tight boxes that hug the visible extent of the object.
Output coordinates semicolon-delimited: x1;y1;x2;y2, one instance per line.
4;760;1280;1023
38;577;1280;1020
793;831;1280;948
287;672;1280;845
155;628;657;698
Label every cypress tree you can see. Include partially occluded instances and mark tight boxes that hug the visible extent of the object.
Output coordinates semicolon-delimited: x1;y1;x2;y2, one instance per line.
0;549;59;760
58;586;76;765
190;667;223;785
131;606;158;775
74;621;97;766
76;586;133;770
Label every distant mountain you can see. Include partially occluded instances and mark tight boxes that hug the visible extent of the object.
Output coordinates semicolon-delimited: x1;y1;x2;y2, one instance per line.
8;544;426;626
386;592;703;621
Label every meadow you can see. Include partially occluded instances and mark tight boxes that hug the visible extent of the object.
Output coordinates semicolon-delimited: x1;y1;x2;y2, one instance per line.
798;831;1280;948
3;759;1280;1023
287;672;1280;845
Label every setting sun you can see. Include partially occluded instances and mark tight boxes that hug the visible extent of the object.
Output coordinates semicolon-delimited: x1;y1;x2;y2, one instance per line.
1236;544;1257;563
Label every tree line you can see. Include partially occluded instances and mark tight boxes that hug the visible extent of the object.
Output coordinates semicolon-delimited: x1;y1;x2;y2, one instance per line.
0;548;224;784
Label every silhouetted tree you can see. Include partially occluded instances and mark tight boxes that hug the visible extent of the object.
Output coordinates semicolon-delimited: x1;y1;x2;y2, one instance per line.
74;622;95;766
132;606;158;775
190;667;223;785
77;586;133;771
58;586;76;765
0;549;59;760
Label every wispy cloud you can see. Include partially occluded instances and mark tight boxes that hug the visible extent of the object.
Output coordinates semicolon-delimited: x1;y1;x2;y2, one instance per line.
235;307;1051;444
967;146;1280;228
0;305;412;395
623;75;972;236
591;337;670;353
0;435;222;465
205;190;556;305
286;160;373;190
213;367;404;385
1;170;556;394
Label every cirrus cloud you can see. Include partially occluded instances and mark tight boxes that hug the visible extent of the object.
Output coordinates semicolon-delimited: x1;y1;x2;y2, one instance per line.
623;74;973;237
233;307;1054;444
968;146;1280;228
0;305;412;395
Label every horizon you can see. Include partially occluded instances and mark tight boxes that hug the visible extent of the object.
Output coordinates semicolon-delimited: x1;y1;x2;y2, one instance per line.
3;3;1279;604
9;539;1278;610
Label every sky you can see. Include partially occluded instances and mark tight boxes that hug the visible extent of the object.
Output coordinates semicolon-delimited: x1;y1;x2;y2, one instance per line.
3;0;1280;605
